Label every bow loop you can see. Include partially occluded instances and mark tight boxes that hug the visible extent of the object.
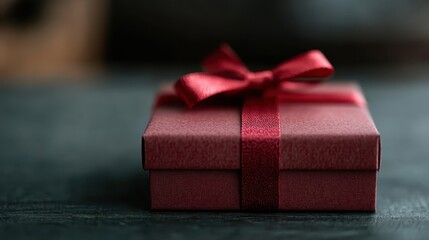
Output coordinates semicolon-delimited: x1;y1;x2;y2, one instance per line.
203;44;249;78
175;45;334;107
272;50;334;81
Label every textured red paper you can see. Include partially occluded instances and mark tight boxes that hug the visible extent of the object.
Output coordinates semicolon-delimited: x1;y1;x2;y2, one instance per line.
143;82;381;211
144;82;380;170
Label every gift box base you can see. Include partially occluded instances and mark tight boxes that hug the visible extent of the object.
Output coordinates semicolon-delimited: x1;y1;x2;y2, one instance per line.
150;170;376;211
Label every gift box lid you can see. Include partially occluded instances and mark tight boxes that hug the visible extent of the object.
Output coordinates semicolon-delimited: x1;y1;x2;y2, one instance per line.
143;82;381;171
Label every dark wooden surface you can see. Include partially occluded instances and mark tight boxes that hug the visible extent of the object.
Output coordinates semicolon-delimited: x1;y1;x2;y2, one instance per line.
1;67;429;239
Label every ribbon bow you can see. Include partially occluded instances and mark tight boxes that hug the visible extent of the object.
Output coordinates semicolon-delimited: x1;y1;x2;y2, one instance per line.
175;44;334;107
172;44;337;210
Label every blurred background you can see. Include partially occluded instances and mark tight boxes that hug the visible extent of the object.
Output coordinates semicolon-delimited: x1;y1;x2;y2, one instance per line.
2;1;429;238
0;0;428;80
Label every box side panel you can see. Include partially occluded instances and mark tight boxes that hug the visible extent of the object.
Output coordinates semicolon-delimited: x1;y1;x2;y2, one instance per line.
150;170;240;210
150;170;376;211
279;171;376;211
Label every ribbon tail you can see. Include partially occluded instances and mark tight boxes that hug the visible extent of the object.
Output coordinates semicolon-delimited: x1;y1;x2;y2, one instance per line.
174;72;248;107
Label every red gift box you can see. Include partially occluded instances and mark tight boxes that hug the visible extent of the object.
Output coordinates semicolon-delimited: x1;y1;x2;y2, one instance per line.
142;46;381;211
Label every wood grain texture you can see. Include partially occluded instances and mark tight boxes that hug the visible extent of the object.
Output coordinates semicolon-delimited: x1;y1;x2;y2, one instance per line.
1;69;429;239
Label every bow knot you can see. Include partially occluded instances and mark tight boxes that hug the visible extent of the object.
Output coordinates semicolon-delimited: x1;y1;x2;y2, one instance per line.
245;70;274;90
175;44;334;107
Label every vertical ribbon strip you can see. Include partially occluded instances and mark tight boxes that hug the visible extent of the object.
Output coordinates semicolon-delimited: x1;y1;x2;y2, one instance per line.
174;44;335;210
241;96;280;211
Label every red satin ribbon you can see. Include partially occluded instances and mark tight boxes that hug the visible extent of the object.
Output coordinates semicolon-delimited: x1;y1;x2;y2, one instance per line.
174;44;336;211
